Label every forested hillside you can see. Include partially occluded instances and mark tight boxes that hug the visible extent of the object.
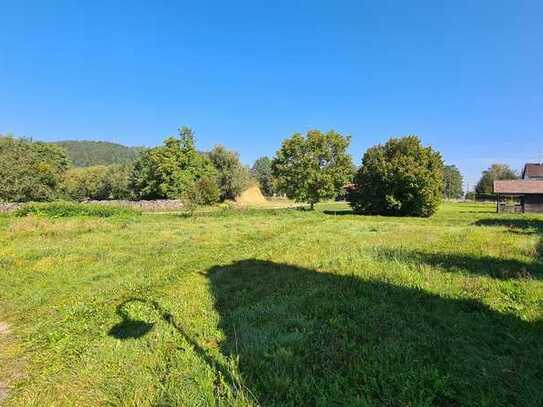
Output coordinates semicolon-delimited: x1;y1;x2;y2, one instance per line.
52;140;145;167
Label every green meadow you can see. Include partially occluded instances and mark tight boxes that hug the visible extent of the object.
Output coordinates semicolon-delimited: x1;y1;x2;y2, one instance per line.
1;202;542;406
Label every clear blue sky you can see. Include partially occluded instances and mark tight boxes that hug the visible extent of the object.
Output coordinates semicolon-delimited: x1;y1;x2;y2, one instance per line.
1;1;542;190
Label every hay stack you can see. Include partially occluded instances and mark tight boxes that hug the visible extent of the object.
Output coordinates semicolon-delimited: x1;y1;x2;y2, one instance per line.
235;185;267;205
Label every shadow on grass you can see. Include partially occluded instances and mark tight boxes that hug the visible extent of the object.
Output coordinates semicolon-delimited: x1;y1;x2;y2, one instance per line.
322;209;354;216
459;210;497;214
475;217;543;259
475;218;543;234
374;247;542;280
108;298;241;396
368;217;543;281
206;260;543;406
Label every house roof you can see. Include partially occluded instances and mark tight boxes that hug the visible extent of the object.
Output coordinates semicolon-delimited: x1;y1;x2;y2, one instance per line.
523;163;543;178
494;180;543;194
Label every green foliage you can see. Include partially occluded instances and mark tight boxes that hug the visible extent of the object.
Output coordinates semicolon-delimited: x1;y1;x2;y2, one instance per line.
15;201;139;218
476;164;518;194
443;164;464;199
52;140;145;167
348;136;444;217
272;130;353;209
0;135;69;202
465;191;476;200
251;156;275;196
181;176;220;215
61;165;132;201
129;127;216;199
207;145;251;200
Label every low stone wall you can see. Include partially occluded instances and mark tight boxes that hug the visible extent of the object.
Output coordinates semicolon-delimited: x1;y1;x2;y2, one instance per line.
87;200;184;212
0;203;23;213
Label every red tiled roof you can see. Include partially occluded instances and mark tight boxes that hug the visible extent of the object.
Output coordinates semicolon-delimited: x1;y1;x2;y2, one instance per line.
494;180;543;194
523;163;543;178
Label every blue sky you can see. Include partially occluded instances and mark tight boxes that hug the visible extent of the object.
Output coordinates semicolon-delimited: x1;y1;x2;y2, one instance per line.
1;1;542;190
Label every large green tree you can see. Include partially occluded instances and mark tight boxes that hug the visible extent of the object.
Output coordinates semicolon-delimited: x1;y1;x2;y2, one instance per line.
475;164;518;194
443;164;464;199
272;130;353;209
251;156;275;196
0;135;70;202
207;145;251;200
348;136;444;217
129;127;215;199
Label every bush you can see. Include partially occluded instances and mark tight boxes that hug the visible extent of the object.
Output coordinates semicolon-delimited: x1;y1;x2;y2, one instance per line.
181;176;220;215
15;202;140;218
348;136;444;217
61;165;131;201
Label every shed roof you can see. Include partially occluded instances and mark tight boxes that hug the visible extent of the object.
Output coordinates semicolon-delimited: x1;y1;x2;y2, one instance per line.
494;180;543;194
523;163;543;178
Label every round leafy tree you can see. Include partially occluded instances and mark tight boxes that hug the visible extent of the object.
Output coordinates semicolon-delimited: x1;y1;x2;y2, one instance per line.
348;136;444;217
272;130;353;209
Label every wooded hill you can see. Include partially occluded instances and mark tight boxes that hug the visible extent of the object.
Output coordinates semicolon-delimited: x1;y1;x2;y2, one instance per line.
51;140;145;167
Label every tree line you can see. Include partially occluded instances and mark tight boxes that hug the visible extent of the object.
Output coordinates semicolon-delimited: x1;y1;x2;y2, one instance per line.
1;129;476;217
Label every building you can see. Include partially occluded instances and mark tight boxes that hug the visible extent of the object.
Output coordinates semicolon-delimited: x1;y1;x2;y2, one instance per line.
493;164;543;213
522;163;543;180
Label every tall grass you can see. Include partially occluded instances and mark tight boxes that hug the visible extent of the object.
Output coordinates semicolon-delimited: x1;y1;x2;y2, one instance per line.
14;201;140;218
1;202;542;406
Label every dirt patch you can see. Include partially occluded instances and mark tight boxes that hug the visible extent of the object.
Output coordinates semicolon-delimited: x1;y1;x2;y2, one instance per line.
235;185;267;205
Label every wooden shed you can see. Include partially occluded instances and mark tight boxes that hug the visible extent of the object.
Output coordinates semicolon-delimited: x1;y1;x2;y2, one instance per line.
494;179;543;213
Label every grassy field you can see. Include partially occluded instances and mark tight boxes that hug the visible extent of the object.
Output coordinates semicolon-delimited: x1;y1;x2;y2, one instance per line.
1;202;542;406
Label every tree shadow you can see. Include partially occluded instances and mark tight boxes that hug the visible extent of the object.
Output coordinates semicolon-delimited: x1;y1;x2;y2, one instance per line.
459;210;497;214
322;209;354;216
207;260;543;406
474;218;543;235
475;217;543;259
374;247;542;280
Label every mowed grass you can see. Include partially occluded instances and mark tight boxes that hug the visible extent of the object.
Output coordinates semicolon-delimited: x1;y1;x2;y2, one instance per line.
1;202;543;406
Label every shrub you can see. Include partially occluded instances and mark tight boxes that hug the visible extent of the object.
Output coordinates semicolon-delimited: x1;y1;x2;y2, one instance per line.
181;176;220;215
61;165;131;201
348;136;444;217
15;202;140;218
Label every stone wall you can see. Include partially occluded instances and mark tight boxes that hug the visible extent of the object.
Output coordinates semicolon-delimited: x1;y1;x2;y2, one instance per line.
0;203;23;213
86;199;184;212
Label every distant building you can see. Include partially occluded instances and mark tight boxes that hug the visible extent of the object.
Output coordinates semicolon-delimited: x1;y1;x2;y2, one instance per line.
494;163;543;213
522;163;543;180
